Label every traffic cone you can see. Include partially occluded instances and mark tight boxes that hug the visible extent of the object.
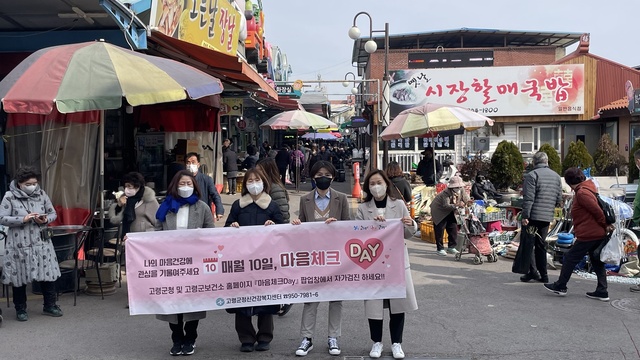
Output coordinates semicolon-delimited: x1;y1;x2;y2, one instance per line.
352;179;362;199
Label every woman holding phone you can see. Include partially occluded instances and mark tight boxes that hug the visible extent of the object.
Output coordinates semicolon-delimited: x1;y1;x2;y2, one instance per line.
0;166;60;322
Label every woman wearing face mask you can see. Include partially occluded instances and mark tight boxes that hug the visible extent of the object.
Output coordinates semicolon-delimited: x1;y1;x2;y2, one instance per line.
291;160;351;357
108;172;159;237
0;166;60;322
356;170;417;359
224;168;284;353
154;170;215;356
430;176;470;256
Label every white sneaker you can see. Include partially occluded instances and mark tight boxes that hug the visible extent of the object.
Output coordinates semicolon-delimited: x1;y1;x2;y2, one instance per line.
447;248;459;255
295;337;313;356
391;343;405;359
369;342;383;358
328;337;341;355
436;249;447;256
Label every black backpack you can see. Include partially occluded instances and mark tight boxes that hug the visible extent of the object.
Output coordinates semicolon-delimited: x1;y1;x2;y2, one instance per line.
586;189;616;225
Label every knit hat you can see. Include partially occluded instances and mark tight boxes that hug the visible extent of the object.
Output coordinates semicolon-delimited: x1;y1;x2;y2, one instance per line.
448;176;464;189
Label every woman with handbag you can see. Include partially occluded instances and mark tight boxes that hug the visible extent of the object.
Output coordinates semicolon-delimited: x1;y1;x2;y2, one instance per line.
543;167;613;300
155;170;215;356
386;161;412;207
225;167;284;353
0;166;61;321
357;169;418;359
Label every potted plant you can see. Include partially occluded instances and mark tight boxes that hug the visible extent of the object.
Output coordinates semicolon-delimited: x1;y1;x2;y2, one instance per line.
489;141;524;200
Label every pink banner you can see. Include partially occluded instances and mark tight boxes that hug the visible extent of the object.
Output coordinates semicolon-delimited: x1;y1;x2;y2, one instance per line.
126;220;406;315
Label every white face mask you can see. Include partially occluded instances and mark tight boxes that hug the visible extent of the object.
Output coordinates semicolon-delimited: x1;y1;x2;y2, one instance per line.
21;184;37;195
124;188;138;197
370;184;387;198
187;164;198;174
178;186;194;198
247;181;264;196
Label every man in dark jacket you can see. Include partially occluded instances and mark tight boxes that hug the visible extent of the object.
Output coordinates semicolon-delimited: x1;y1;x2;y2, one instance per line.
222;139;239;195
520;151;563;283
275;145;291;185
186;152;225;220
416;147;442;186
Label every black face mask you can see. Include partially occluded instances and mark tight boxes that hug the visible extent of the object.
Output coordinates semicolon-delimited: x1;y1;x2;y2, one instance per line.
315;176;332;190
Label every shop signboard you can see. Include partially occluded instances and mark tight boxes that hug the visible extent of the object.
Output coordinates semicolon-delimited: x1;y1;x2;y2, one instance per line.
220;98;243;116
275;81;303;97
150;0;241;56
389;64;585;118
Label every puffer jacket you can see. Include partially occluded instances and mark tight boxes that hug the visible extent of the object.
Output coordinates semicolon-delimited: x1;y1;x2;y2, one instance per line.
269;183;290;223
571;180;607;242
521;164;562;223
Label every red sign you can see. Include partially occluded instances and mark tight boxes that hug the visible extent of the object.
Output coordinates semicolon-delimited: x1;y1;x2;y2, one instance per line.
237;119;246;130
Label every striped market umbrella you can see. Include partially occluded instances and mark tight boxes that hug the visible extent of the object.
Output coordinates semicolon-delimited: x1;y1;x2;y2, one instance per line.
0;41;224;114
260;110;337;130
380;103;494;140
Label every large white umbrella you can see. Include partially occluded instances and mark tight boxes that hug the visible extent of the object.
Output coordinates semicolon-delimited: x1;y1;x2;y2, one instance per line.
260;110;337;130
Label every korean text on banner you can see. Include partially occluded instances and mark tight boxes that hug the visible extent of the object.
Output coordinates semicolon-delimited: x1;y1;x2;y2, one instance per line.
126;220;407;315
150;0;241;55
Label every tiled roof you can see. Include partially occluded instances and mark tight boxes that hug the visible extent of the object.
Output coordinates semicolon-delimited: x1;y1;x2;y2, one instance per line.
598;96;628;111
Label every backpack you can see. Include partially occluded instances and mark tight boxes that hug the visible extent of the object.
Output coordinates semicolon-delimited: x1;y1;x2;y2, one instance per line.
586;189;616;225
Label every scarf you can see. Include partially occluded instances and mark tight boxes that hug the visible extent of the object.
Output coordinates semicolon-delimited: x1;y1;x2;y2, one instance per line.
156;193;199;223
122;187;145;236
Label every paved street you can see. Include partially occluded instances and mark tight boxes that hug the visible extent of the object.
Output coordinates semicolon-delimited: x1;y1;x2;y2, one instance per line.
2;171;640;360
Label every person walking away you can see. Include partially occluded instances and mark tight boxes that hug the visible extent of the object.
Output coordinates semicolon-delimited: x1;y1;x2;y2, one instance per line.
357;169;418;359
275;145;291;185
0;166;61;321
520;151;563;283
290;145;305;185
291;160;351;356
256;158;290;224
108;172;159;236
185;152;225;220
241;145;259;170
225;168;284;353
416;147;442;186
222;139;239;195
543;167;612;300
386;161;412;208
430;176;470;256
155;170;215;356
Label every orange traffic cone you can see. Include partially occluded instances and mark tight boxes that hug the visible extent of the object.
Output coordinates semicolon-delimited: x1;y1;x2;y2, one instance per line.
352;180;362;200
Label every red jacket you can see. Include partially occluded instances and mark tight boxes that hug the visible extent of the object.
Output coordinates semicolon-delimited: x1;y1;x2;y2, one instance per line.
571;180;607;242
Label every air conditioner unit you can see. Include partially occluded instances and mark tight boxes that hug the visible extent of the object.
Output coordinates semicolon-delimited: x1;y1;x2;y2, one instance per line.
473;137;489;151
519;142;534;152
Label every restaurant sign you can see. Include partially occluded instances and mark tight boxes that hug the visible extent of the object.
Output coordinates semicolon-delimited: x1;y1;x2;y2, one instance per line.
150;0;241;55
389;65;585;117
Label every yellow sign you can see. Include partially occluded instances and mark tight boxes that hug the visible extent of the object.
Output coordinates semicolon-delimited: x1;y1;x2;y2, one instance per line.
151;0;241;55
219;98;243;116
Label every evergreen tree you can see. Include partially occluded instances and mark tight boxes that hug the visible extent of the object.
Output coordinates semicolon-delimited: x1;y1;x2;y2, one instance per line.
593;134;626;176
628;138;640;183
489;141;523;190
562;140;593;173
539;143;562;175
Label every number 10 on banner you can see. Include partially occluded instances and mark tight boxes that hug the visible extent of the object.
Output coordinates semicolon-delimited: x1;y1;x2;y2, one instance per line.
203;258;219;274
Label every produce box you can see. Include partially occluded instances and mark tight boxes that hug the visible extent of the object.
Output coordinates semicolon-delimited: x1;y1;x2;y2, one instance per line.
420;220;448;244
479;208;507;223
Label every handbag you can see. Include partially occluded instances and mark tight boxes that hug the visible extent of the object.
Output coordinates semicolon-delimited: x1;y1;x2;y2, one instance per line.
40;226;54;241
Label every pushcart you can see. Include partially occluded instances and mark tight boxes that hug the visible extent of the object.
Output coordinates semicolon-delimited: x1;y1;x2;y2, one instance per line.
455;209;498;265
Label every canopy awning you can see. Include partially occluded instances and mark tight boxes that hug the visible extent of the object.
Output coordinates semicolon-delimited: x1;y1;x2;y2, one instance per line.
147;30;278;101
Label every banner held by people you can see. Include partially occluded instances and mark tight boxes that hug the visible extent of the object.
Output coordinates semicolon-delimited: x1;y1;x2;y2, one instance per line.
126;220;407;315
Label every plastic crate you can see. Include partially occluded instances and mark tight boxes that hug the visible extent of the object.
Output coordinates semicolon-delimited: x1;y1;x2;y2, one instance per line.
420;221;447;244
479;208;507;223
488;232;512;244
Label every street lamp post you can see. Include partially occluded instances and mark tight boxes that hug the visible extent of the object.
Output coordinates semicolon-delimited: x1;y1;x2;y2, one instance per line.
348;12;390;169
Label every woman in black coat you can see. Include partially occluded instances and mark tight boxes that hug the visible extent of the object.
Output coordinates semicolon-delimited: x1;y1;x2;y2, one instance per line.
386;161;412;205
224;167;284;353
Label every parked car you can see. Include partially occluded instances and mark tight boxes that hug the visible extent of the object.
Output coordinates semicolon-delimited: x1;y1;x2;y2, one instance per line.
609;184;637;205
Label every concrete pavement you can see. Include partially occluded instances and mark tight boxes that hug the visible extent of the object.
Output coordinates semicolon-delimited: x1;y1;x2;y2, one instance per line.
2;171;640;359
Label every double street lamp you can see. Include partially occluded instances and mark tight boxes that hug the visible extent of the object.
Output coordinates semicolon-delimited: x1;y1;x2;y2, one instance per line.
348;12;390;169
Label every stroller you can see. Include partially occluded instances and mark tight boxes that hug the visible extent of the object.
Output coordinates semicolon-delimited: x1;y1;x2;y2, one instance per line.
454;208;498;265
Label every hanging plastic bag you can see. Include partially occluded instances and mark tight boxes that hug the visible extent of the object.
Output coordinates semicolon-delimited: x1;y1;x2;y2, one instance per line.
600;233;624;265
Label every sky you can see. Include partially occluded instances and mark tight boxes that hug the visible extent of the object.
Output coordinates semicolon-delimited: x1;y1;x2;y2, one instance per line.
264;0;638;100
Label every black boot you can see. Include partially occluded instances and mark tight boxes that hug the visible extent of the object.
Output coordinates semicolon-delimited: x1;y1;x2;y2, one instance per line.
520;272;542;282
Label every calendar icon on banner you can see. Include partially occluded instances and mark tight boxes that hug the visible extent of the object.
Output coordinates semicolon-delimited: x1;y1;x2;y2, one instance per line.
203;257;219;274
